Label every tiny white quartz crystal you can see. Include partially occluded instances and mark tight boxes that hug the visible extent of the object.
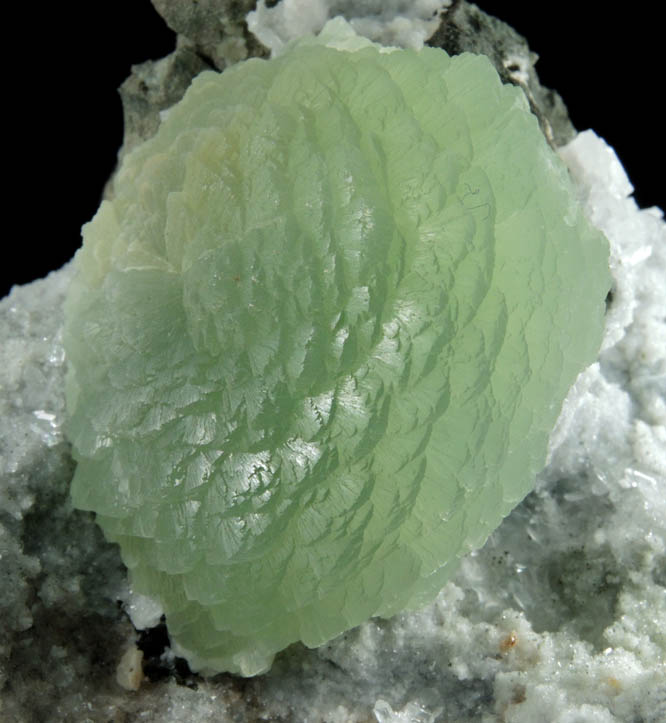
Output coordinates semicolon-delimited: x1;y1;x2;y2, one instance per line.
247;0;452;54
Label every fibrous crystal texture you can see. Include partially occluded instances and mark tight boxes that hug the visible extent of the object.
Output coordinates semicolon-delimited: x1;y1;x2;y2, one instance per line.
64;21;610;676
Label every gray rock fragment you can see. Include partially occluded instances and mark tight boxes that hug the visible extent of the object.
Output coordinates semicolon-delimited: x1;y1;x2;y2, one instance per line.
114;1;268;173
428;1;577;147
118;41;210;161
150;0;267;69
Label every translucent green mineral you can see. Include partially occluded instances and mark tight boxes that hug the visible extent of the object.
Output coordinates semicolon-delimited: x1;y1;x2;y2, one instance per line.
64;20;610;676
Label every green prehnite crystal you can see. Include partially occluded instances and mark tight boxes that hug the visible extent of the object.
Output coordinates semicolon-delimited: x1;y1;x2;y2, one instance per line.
64;19;610;676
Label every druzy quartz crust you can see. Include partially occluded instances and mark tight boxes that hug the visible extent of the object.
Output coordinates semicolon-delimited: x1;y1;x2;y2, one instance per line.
63;20;610;675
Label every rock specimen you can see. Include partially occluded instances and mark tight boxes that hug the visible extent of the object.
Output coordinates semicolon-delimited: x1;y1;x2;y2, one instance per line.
63;19;610;676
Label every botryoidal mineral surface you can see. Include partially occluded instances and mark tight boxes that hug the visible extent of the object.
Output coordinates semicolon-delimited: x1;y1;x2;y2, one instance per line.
1;8;665;723
63;19;608;677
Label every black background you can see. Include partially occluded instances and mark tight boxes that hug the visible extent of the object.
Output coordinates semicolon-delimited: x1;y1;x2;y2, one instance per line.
5;1;662;298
